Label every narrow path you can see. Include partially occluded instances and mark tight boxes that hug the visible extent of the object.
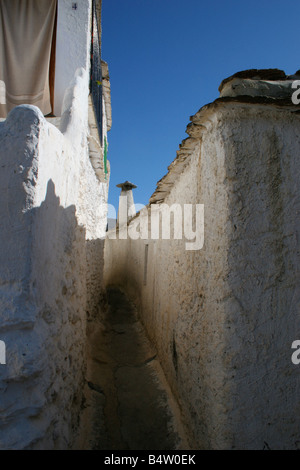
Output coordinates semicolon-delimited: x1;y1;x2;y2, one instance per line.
77;287;191;450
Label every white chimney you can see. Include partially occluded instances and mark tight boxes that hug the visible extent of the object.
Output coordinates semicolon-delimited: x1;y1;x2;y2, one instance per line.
116;181;137;226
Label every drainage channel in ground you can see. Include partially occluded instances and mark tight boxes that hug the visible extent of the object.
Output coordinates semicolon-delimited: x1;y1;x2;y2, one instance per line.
77;286;192;450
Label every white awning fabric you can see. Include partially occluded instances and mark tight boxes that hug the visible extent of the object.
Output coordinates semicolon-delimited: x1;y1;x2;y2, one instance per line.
0;0;57;118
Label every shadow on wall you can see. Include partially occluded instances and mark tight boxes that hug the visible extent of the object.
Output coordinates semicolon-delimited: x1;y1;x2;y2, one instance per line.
0;178;100;449
86;237;105;321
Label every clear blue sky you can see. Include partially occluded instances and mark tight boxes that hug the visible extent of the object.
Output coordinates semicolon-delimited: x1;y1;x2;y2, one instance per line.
101;0;300;216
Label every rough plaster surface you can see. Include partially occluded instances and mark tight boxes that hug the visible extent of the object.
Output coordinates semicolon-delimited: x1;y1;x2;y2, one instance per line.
104;100;300;449
54;0;92;116
0;67;108;449
219;78;296;100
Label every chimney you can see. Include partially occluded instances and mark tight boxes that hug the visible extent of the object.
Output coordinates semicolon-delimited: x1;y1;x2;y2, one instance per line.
116;181;137;226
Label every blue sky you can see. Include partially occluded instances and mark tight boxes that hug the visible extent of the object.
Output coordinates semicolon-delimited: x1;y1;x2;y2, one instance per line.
101;0;300;216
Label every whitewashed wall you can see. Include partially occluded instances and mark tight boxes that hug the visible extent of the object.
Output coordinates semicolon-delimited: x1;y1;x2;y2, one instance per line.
104;100;300;449
54;0;92;116
0;68;108;449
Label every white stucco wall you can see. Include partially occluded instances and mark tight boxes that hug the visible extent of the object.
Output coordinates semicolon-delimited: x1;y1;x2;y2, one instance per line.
0;68;108;449
104;100;300;449
54;0;92;117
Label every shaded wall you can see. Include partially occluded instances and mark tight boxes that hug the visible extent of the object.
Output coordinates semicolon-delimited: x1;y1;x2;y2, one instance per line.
104;101;300;449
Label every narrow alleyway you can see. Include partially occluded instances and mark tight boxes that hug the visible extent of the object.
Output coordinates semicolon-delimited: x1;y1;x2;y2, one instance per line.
77;287;191;450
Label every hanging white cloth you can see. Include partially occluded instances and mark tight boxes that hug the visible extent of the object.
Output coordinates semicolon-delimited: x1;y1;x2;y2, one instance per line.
0;0;57;117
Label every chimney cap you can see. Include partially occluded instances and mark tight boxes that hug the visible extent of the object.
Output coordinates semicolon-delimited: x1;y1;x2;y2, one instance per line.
116;180;137;190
